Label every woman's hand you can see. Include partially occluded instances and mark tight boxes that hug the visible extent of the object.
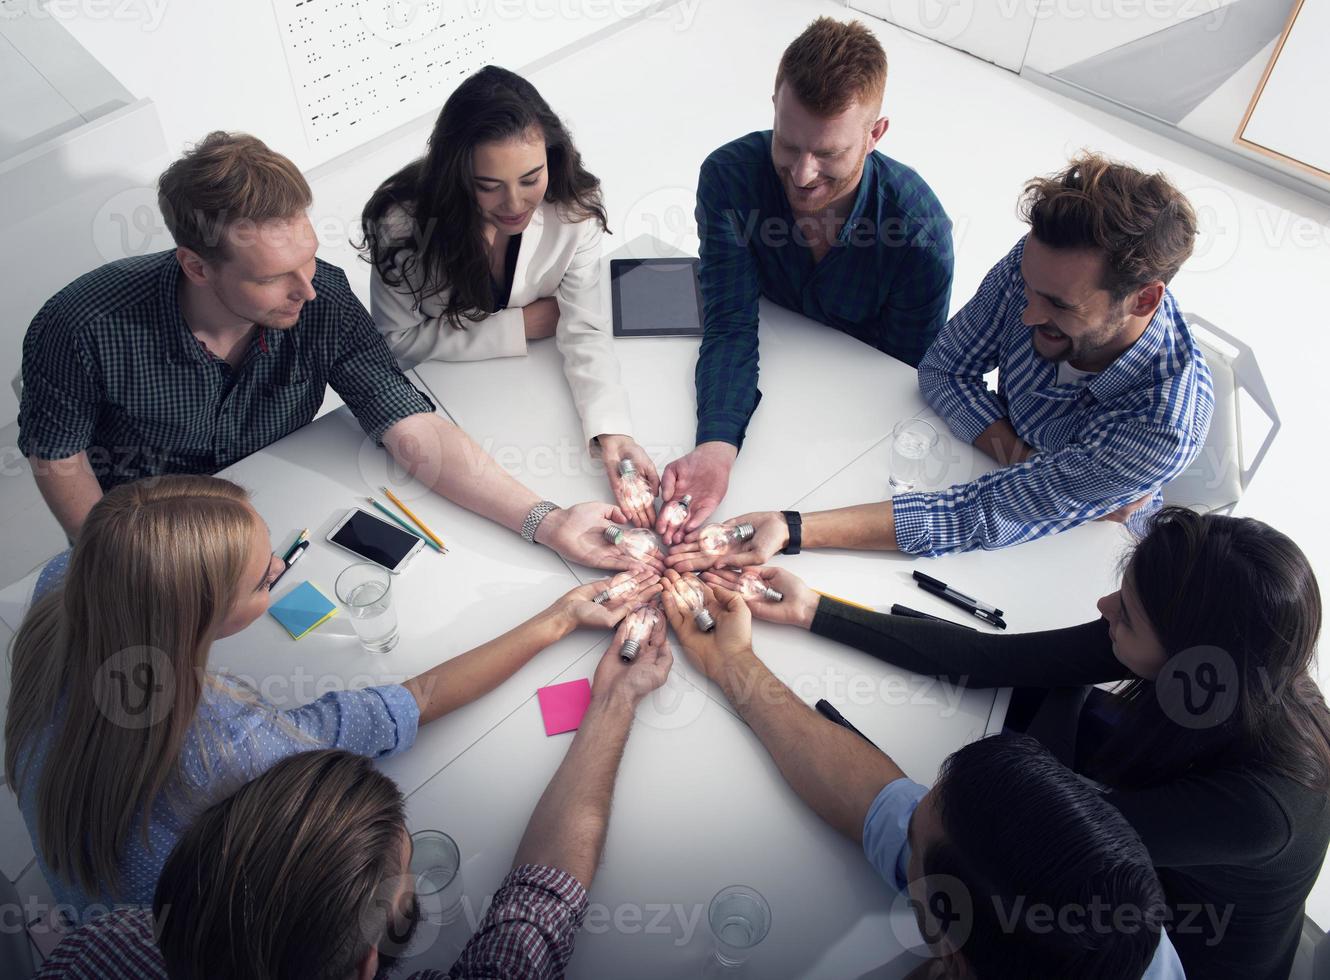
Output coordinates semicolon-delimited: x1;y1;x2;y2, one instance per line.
553;569;662;631
599;434;660;529
523;297;560;340
701;565;819;629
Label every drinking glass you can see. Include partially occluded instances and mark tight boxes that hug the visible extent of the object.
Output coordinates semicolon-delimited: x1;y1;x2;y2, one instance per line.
708;884;771;967
410;830;464;924
888;419;939;492
334;563;399;654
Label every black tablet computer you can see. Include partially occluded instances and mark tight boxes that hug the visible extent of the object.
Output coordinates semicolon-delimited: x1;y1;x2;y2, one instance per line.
610;257;704;338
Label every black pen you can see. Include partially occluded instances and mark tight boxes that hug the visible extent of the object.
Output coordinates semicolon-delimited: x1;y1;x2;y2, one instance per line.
815;699;879;749
912;571;1006;629
890;603;977;631
270;533;309;590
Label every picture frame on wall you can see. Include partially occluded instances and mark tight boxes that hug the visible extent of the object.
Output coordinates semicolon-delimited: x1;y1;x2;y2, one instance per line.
1235;0;1330;184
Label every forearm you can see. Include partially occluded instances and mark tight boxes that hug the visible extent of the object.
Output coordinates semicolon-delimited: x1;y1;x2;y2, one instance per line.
801;502;899;551
29;453;102;539
973;418;1034;466
809;597;1129;687
713;650;903;843
404;608;572;725
383;413;540;534
512;692;636;887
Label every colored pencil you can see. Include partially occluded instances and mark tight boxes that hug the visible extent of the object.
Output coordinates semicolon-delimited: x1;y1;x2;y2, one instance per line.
380;486;447;552
367;498;443;554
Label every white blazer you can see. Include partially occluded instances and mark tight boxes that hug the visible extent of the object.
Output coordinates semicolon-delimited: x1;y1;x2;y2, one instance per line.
370;200;634;448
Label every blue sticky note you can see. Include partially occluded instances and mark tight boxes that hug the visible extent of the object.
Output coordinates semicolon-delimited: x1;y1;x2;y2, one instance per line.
269;581;338;639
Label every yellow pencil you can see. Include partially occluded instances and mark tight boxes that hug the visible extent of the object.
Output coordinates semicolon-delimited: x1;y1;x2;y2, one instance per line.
815;590;876;612
380;486;447;552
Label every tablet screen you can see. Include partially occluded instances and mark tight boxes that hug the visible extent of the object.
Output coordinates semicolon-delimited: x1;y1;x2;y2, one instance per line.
611;258;704;337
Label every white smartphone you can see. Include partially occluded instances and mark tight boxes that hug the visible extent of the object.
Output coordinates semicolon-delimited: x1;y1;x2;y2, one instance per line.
326;508;425;573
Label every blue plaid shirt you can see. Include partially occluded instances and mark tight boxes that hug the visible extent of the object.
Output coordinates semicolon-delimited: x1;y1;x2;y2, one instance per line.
693;131;953;448
18;251;434;490
894;238;1213;557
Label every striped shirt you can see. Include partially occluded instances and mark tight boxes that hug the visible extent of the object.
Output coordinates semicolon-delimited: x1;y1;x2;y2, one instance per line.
693;131;953;448
33;864;588;980
17;250;434;490
895;238;1213;556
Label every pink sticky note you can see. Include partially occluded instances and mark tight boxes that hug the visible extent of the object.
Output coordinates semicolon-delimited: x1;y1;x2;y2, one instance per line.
537;678;593;736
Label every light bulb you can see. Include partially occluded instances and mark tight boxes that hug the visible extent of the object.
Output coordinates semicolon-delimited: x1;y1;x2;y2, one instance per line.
660;494;692;533
673;575;715;632
735;573;783;602
697;522;755;557
618;605;662;662
593;572;642;605
603;524;662;562
617;459;655;512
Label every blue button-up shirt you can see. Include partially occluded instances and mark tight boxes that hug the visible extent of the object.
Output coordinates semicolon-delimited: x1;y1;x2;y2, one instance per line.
693;131;954;448
864;777;1186;977
894;237;1213;556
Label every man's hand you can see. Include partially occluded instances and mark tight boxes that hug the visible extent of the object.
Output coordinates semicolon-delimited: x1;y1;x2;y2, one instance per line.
605;596;668;665
702;566;818;629
592;613;673;705
599;434;660;529
522;297;559;340
536;501;665;572
552;571;662;631
659;570;753;681
656;441;737;544
665;511;788;573
1096;493;1153;525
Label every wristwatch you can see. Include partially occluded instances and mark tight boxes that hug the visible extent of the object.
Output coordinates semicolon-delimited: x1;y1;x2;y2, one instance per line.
781;511;802;555
522;501;560;543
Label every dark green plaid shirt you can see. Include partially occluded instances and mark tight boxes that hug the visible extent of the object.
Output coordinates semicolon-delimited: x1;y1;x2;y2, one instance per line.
18;251;434;490
694;131;954;448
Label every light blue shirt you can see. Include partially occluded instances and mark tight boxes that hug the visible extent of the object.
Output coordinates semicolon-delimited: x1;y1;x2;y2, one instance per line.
896;237;1214;557
863;777;1187;979
17;553;420;914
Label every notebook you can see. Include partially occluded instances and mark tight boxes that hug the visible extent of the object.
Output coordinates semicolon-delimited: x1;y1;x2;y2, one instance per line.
269;581;338;639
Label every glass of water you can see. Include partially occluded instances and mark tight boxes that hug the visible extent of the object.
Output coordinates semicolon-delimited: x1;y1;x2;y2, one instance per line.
709;884;771;967
335;563;399;654
410;830;464;925
888;418;939;493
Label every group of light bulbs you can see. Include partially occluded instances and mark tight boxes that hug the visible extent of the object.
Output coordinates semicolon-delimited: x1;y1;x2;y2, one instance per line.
606;460;782;660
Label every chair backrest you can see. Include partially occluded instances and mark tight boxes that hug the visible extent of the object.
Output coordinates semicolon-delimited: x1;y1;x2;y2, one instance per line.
0;871;36;980
1161;313;1280;512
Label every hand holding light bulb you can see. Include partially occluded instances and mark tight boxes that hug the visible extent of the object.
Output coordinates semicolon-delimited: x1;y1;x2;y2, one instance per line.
659;493;691;537
592;566;661;605
552;572;662;632
600;436;659;529
701;566;820;629
665;512;790;573
612;603;665;663
602;524;666;572
659;570;754;681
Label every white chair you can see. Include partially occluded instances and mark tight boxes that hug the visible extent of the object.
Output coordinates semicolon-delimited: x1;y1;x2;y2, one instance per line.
1162;313;1280;513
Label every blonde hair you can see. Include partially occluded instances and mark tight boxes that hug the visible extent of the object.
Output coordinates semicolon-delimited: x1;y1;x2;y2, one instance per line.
157;130;312;261
5;475;259;898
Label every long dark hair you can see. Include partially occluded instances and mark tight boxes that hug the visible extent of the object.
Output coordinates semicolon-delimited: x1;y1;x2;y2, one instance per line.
1090;507;1330;791
359;65;608;330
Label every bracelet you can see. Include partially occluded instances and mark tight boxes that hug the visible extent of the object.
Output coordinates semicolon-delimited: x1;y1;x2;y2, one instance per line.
521;501;560;544
781;511;802;555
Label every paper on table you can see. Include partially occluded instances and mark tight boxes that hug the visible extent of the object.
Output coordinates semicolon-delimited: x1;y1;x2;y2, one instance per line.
536;679;592;736
269;581;338;639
